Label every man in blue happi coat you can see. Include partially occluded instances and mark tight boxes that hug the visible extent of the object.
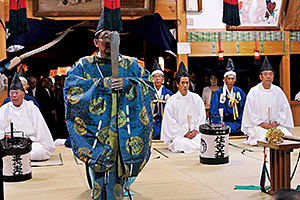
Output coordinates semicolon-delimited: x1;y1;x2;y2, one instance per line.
210;58;246;136
151;60;173;140
63;8;155;200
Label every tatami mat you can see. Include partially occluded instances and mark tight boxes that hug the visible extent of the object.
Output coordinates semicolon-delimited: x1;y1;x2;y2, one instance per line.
4;127;300;200
31;153;63;167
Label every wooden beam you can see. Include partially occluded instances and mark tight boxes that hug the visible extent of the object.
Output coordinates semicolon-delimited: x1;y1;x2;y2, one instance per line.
5;0;176;21
290;41;300;54
176;0;188;71
280;31;291;101
189;41;285;57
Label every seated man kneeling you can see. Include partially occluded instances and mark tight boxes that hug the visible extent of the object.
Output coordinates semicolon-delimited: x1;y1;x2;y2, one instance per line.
210;59;246;136
242;57;294;145
161;62;206;153
0;73;55;161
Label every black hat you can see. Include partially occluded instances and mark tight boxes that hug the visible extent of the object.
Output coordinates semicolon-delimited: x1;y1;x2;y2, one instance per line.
95;11;105;38
260;56;275;73
226;58;235;71
17;64;26;77
176;61;189;79
151;60;164;76
95;1;123;38
10;72;25;92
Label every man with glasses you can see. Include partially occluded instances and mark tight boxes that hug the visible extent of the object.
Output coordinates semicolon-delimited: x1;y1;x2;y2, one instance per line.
242;56;294;145
2;75;39;108
151;60;172;140
0;73;55;160
64;10;155;199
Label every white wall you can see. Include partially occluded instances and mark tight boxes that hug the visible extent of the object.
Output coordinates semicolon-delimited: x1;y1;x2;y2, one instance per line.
186;0;226;29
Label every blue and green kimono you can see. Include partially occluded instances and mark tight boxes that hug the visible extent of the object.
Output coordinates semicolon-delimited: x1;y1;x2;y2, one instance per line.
152;86;173;139
64;54;155;199
210;86;246;136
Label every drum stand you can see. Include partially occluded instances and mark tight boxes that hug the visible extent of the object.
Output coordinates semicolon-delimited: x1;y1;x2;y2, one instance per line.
258;140;300;193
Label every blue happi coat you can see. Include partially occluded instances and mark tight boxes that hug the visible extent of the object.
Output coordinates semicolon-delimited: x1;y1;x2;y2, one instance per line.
64;54;155;199
210;86;246;135
152;86;172;139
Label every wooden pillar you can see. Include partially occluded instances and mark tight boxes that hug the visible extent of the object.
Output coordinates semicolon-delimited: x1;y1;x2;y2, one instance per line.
280;31;291;101
0;0;8;105
176;0;188;72
0;0;7;61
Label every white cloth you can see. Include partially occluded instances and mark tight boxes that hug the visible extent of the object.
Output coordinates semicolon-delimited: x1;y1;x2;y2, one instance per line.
202;86;212;104
151;70;164;77
0;100;56;160
222;82;234;99
224;70;236;78
54;139;67;146
161;91;206;153
31;87;36;97
295;91;300;101
155;85;163;99
242;83;294;145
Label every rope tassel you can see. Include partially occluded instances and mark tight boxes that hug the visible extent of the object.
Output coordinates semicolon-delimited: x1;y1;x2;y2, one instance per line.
103;0;123;32
227;93;239;120
254;32;261;66
218;32;225;67
8;0;29;34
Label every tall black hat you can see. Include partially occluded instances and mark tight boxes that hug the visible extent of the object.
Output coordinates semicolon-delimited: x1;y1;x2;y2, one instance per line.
151;60;163;76
10;72;24;92
176;61;189;79
226;58;235;71
17;64;26;77
224;58;236;78
260;56;275;73
95;0;123;38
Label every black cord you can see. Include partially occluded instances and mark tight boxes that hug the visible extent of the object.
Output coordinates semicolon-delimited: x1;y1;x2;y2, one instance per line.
0;19;6;32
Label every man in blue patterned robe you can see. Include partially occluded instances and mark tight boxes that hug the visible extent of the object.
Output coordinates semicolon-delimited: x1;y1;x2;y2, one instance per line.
151;61;173;140
64;24;155;200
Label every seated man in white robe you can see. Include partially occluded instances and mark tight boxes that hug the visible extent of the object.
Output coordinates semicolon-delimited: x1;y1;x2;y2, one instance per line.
161;62;206;153
0;73;55;160
242;56;294;145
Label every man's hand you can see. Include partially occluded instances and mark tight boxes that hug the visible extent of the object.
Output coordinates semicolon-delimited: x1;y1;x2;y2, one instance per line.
184;130;198;139
111;78;123;90
259;121;279;129
259;122;270;129
270;121;278;128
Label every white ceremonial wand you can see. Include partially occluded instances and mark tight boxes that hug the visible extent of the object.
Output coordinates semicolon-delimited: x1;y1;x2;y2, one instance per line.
268;107;271;124
92;120;102;149
218;108;224;124
126;105;131;135
187;115;192;132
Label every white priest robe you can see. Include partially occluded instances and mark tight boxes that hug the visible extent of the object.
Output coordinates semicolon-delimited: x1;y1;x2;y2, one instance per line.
161;91;206;153
0;100;56;160
242;83;294;145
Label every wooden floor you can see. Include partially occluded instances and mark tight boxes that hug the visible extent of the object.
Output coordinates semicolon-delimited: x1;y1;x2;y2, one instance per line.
4;127;300;200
